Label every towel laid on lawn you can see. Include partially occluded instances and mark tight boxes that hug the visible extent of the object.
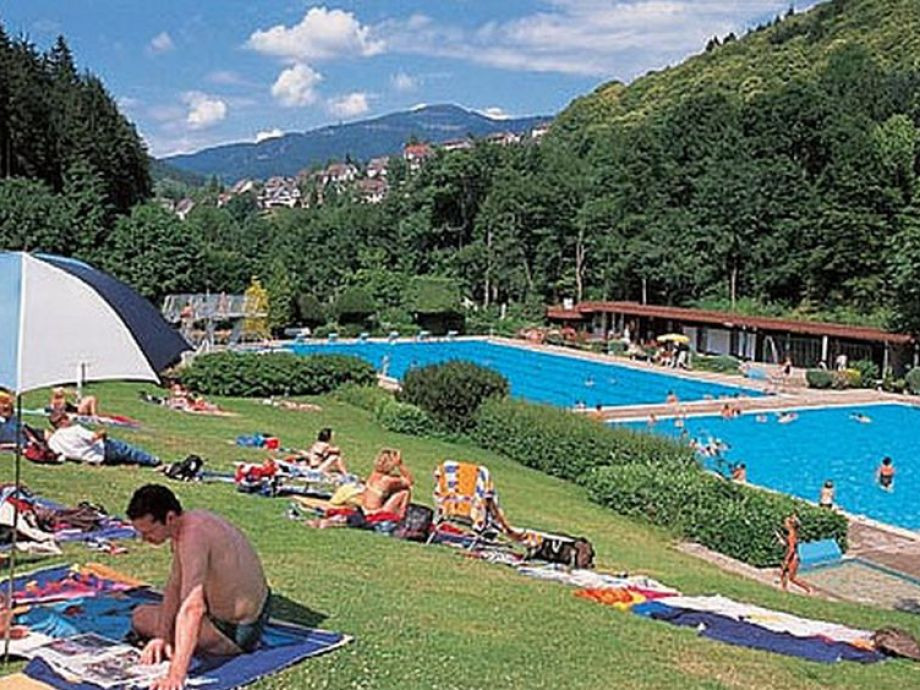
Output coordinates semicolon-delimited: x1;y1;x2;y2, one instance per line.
2;564;351;690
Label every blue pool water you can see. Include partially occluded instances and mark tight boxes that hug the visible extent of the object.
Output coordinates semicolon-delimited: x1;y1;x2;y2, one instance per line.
622;404;920;530
286;339;758;407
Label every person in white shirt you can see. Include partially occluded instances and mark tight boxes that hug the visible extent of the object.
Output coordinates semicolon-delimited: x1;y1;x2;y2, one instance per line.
47;411;160;467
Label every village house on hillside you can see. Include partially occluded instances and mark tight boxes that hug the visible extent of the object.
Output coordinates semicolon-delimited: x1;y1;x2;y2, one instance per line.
367;156;389;179
404;143;434;171
440;138;472;152
258;176;301;209
321;162;358;186
356;178;388;204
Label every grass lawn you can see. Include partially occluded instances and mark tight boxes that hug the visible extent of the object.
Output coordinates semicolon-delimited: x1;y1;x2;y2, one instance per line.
4;382;920;689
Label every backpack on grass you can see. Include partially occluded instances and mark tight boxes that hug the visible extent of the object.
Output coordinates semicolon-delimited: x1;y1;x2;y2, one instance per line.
393;503;434;542
528;533;595;569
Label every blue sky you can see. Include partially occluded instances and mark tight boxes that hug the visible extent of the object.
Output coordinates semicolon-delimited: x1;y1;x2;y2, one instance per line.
0;1;819;157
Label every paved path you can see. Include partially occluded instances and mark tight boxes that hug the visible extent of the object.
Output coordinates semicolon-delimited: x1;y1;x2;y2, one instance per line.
848;519;920;580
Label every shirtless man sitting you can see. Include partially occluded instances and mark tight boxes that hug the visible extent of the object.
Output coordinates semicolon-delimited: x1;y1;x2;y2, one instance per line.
127;485;270;690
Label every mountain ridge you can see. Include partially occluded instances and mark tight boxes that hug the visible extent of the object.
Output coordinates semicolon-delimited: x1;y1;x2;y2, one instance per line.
162;104;551;182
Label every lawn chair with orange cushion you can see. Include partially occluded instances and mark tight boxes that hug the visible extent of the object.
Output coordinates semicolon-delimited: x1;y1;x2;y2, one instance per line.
429;460;514;547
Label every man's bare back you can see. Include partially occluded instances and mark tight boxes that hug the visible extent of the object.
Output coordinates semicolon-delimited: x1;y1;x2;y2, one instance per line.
174;510;267;625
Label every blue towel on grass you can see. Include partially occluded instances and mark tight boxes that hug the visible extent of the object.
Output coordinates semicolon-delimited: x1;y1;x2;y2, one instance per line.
632;602;882;664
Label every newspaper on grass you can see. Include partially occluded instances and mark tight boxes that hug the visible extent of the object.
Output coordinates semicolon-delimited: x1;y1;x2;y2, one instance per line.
33;632;169;689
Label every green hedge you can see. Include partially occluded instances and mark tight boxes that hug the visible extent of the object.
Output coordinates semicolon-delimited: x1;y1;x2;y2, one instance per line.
375;398;438;436
693;354;741;375
850;359;879;388
179;352;375;397
805;369;833;389
472;397;847;567
399;361;508;432
472;398;696;481
907;367;920;395
583;464;848;567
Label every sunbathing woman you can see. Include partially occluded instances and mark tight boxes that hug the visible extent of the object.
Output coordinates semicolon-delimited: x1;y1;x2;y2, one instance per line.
49;387;98;417
361;448;414;519
300;428;349;475
307;449;413;529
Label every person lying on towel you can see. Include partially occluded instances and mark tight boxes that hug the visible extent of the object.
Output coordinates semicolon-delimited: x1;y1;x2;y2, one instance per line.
46;411;159;466
128;484;270;690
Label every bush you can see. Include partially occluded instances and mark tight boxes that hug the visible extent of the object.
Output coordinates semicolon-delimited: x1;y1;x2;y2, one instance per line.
472;398;695;481
296;294;326;327
606;340;627;356
335;287;377;325
333;384;391;413
583;464;848;567
906;367;920;395
850;359;879;388
179;352;375;397
375;398;438;436
805;369;833;389
399;361;508;432
693;354;740;375
833;368;862;389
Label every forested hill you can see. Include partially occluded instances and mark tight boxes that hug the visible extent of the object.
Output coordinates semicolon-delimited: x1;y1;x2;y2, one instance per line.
531;0;920;333
163;104;549;181
554;0;920;141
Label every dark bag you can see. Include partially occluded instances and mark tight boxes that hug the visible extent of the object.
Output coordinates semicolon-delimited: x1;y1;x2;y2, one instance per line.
165;454;205;481
873;627;920;661
529;534;595;569
393;503;434;542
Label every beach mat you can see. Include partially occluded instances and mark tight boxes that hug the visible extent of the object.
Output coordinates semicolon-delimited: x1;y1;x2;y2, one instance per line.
4;564;351;689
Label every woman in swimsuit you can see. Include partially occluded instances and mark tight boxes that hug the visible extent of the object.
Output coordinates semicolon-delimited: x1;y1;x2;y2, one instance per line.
49;387;98;417
302;428;349;475
778;514;811;593
361;448;413;519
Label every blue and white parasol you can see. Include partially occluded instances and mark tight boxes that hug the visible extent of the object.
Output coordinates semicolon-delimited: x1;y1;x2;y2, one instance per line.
0;252;190;394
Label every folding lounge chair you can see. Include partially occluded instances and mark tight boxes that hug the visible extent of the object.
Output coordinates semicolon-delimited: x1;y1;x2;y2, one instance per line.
428;460;511;548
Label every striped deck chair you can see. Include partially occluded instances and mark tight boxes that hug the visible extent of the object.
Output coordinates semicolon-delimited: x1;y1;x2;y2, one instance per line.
429;460;508;547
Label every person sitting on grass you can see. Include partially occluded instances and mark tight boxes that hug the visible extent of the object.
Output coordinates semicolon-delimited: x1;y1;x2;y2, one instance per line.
309;448;413;528
48;386;99;417
299;428;349;475
46;411;160;467
128;485;270;690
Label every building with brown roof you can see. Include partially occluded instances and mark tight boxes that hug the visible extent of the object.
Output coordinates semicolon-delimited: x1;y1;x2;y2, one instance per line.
547;300;917;375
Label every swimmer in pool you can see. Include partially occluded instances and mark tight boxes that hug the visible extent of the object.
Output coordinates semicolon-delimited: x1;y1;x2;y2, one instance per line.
877;456;895;491
850;412;872;424
777;411;798;424
755;414;768;423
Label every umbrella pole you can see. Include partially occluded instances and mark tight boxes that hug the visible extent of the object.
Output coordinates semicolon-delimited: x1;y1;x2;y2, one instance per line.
3;395;22;663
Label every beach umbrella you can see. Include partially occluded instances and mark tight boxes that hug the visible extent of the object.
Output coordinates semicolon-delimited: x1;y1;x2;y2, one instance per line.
656;333;690;345
0;251;189;653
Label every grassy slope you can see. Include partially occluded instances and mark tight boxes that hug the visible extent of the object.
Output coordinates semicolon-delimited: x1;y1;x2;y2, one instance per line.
5;382;920;689
554;0;920;138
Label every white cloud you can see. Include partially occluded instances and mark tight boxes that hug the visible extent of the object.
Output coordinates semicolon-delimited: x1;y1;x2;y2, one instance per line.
376;1;822;78
182;91;227;129
148;31;175;55
271;63;322;107
327;92;370;119
208;70;247;86
391;71;417;92
255;128;284;143
478;106;511;120
246;7;384;62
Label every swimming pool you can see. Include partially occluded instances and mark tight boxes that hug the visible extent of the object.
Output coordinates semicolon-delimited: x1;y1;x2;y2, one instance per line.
286;339;759;408
621;403;920;530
